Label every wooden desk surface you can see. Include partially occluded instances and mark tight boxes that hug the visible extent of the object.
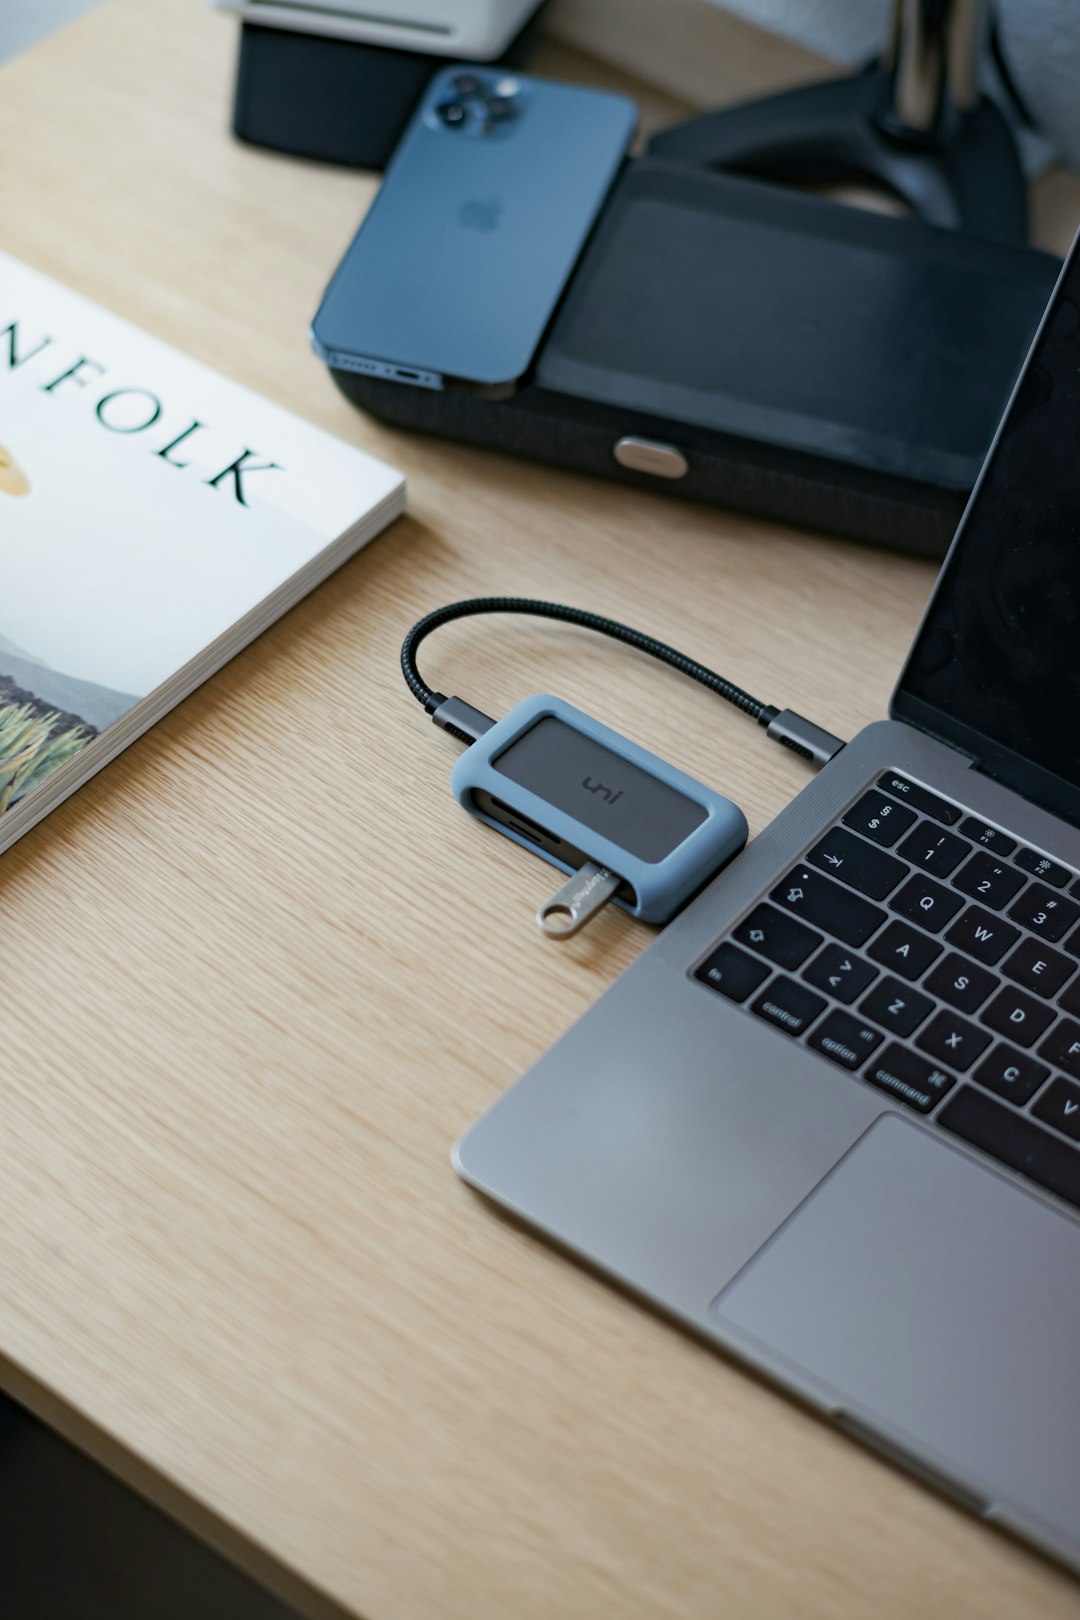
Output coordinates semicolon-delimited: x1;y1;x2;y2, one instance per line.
2;4;1079;1616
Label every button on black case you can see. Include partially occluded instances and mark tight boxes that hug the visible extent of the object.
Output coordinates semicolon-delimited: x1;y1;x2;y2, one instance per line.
329;159;1059;556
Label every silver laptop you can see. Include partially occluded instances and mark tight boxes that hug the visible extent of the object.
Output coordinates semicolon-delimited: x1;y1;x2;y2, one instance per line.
455;239;1080;1571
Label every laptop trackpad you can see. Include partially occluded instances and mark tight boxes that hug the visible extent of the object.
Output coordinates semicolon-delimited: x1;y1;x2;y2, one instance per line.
715;1113;1080;1550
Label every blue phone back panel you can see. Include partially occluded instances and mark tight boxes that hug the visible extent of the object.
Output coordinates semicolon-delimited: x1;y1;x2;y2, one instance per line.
312;67;636;388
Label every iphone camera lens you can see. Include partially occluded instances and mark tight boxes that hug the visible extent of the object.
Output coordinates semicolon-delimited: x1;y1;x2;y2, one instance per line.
436;100;468;128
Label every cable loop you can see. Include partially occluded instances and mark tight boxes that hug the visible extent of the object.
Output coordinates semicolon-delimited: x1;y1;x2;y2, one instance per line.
400;597;772;725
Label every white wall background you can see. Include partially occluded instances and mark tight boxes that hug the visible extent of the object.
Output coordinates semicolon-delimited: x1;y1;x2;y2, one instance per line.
702;0;889;64
705;0;1080;165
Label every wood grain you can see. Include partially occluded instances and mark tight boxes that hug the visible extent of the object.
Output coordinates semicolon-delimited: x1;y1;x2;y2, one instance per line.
1;4;1079;1617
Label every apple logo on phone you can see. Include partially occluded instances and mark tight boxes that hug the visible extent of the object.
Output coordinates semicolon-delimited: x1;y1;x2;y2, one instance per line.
459;196;504;232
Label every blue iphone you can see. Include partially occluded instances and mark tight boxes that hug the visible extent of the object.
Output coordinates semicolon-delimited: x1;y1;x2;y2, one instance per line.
311;67;636;395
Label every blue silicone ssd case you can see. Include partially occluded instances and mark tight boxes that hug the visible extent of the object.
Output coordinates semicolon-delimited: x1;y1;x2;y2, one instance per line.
451;695;749;923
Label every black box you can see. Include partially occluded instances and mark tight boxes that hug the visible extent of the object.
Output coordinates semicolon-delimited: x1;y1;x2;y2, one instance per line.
231;14;542;171
329;161;1060;556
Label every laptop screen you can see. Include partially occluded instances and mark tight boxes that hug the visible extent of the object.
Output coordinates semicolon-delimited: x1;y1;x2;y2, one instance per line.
894;242;1080;824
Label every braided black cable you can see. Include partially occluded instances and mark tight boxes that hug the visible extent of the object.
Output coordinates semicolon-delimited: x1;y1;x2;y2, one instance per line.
400;596;776;725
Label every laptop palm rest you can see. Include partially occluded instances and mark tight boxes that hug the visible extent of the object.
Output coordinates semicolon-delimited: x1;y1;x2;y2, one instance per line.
715;1113;1080;1555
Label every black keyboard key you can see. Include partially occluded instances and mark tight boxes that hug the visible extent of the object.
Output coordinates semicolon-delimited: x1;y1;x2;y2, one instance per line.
770;867;885;948
1032;1077;1080;1143
807;827;906;900
896;823;967;878
972;1043;1049;1106
695;943;770;1003
940;1087;1080;1212
981;985;1055;1049
952;852;1026;910
802;944;877;1005
867;920;942;981
923;952;997;1013
876;774;961;825
841;791;916;848
859;976;933;1038
808;1009;883;1070
750;977;826;1037
916;1009;991;1071
959;818;1016;856
1007;884;1080;943
889;874;964;934
1059;974;1080;1017
944;905;1020;965
734;903;821;970
1071;877;1080;901
864;1044;955;1113
1038;1017;1080;1080
1015;848;1070;888
1001;937;1075;999
1063;920;1080;959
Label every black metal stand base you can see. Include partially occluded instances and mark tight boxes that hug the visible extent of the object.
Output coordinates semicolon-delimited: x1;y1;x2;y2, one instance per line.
648;69;1027;244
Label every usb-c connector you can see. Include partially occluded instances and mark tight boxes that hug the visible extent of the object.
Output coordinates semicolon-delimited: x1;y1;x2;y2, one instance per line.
763;709;846;768
432;695;496;746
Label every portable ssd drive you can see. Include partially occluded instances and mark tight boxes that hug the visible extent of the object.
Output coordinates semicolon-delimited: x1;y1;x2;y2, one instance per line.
451;695;748;923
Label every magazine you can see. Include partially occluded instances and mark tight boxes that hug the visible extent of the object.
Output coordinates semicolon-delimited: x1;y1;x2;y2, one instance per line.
0;250;404;854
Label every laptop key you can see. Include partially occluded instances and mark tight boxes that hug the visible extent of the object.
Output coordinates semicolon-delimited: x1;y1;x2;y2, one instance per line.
1059;974;1080;1017
807;827;906;900
808;1009;883;1070
864;1044;955;1112
917;1009;991;1071
896;823;967;878
1007;884;1080;943
971;1043;1049;1106
733;903;822;969
770;868;885;948
841;791;916;848
959;818;1016;856
859;976;933;1038
981;985;1055;1048
952;852;1026;910
876;773;961;824
944;904;1019;965
867;920;942;980
939;1087;1080;1213
923;952;997;1013
1037;1017;1080;1080
889;874;964;934
695;943;770;1003
750;977;826;1037
1015;848;1070;888
802;944;877;1004
1032;1077;1080;1143
1001;937;1075;999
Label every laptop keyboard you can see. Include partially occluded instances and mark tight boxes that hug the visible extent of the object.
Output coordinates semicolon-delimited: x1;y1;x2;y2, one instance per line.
694;771;1080;1215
